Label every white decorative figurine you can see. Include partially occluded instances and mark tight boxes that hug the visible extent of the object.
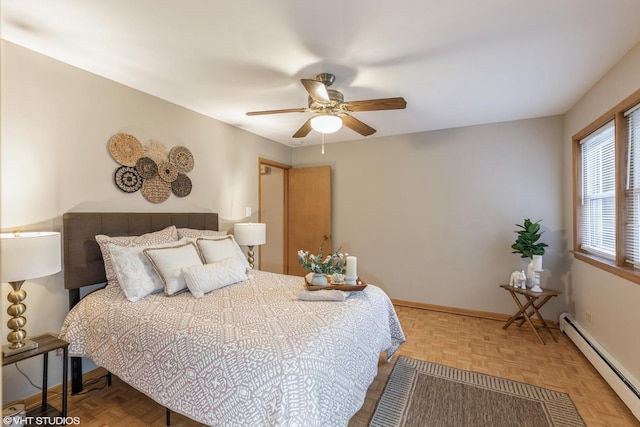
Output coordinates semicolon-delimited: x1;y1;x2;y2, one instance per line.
509;270;526;288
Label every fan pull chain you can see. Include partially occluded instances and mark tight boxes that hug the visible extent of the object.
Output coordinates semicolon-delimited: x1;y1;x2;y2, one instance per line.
322;133;325;154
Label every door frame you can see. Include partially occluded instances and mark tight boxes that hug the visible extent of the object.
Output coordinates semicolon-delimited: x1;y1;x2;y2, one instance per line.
258;157;291;272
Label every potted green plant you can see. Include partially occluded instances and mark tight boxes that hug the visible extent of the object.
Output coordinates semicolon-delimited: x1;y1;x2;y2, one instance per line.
511;218;548;259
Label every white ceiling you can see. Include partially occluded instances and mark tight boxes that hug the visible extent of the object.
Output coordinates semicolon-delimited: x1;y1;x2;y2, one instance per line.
3;1;640;147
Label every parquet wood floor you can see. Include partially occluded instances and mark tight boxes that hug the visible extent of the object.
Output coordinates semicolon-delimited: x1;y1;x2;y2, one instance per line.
27;306;639;426
350;306;639;427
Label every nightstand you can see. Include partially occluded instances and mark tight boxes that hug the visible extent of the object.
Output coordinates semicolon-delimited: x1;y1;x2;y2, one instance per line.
2;333;68;420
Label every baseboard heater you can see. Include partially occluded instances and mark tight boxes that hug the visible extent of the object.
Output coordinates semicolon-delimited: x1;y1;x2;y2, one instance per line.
559;313;640;421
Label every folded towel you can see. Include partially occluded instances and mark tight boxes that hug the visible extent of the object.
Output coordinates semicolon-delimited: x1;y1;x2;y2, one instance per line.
297;289;345;301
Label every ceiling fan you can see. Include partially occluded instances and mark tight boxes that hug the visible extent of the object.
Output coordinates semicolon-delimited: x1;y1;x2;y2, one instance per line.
246;73;407;138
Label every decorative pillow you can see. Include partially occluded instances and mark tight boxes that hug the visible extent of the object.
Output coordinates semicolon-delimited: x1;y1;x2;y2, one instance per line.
196;235;250;271
143;242;204;295
183;257;247;298
96;226;179;289
177;228;227;239
109;238;190;302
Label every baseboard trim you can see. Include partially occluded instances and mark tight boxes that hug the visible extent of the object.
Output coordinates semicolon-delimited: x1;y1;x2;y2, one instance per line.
391;299;559;329
7;367;108;411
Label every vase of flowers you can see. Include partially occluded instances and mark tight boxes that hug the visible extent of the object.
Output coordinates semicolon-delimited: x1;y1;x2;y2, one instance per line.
298;243;347;286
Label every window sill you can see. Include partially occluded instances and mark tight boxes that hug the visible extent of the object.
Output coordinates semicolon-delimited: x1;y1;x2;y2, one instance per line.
571;250;640;286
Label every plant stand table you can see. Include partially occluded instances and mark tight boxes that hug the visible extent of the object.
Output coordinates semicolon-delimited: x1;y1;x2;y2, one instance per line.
499;284;561;344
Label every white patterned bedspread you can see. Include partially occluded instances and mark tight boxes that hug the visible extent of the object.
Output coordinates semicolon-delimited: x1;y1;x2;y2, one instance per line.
59;270;405;426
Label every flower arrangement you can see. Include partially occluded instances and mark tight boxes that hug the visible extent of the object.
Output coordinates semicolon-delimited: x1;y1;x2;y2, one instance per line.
298;243;347;274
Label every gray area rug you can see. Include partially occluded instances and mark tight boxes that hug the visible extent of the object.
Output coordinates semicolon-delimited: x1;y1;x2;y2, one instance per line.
370;356;585;427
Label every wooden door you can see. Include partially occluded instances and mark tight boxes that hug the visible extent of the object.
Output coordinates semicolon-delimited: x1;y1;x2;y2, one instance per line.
287;166;331;276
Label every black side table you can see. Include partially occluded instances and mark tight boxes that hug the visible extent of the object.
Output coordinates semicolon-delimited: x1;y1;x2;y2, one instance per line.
3;333;69;420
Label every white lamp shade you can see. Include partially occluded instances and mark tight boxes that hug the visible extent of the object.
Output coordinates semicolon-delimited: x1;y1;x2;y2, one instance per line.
0;232;61;283
310;115;342;134
234;223;266;246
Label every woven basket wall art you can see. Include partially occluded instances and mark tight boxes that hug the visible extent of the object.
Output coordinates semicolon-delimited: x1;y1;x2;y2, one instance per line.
172;173;192;197
169;146;194;173
142;176;172;204
109;134;144;166
114;166;143;193
136;157;158;179
108;133;194;203
158;161;179;183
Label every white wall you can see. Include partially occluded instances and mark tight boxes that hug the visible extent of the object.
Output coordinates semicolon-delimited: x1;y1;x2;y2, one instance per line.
0;41;291;404
293;116;565;316
563;42;640;385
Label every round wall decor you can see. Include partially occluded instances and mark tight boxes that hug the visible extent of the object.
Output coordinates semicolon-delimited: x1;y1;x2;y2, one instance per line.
108;133;194;203
169;146;195;173
136;157;158;179
142;176;172;203
172;173;192;197
114;166;143;193
109;134;144;166
158;161;179;183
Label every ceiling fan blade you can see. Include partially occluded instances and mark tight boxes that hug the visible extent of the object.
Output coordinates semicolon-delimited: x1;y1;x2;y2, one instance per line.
246;107;308;116
343;97;407;112
301;79;330;104
341;114;376;136
293;118;313;138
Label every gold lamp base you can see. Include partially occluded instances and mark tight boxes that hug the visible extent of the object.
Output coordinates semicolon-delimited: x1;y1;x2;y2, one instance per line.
2;339;38;357
247;245;255;269
4;280;36;357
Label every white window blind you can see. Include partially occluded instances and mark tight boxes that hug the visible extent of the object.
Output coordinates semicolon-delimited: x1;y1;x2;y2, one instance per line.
625;105;640;265
580;121;616;258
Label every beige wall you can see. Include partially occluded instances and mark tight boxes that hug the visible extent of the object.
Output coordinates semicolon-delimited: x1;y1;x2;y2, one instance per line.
563;42;640;384
293;116;565;315
0;41;291;403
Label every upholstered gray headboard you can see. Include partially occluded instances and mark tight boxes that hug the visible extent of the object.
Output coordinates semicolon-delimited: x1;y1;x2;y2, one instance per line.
63;212;219;291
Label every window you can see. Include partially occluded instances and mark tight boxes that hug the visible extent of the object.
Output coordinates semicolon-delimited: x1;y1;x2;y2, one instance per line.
573;88;640;284
579;121;615;258
624;104;640;266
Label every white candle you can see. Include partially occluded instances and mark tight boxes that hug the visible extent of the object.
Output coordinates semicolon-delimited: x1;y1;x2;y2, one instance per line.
346;256;357;278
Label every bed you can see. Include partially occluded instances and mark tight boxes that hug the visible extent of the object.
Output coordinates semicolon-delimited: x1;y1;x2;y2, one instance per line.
59;212;405;426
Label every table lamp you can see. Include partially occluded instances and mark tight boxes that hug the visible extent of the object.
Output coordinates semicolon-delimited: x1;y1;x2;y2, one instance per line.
1;231;61;356
233;223;266;268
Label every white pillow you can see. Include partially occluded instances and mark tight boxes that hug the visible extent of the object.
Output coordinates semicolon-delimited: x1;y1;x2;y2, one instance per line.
177;228;227;239
95;225;179;289
109;238;190;302
196;235;250;270
183;257;247;298
143;242;204;295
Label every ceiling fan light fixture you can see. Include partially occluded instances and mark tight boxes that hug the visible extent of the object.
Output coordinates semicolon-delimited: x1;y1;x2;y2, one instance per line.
310;115;342;134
